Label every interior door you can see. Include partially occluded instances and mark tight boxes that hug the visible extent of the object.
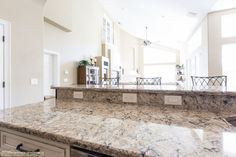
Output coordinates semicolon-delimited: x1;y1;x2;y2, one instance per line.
43;54;55;98
0;24;4;108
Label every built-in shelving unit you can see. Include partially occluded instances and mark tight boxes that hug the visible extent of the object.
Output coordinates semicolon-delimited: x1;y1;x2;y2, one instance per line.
77;66;99;85
176;64;185;85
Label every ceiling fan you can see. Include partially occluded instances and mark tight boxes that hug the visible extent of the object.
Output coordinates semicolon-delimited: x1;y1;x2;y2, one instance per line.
142;26;181;49
143;26;152;46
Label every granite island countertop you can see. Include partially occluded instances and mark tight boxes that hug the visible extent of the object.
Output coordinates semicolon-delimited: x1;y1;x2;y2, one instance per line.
0;99;236;157
52;84;236;96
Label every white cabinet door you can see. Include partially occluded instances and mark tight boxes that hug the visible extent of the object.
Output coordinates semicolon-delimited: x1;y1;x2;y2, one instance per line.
1;132;65;157
44;54;55;97
0;24;4;109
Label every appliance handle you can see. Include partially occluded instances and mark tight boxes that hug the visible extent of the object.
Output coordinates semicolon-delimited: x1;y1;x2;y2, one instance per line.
71;146;111;157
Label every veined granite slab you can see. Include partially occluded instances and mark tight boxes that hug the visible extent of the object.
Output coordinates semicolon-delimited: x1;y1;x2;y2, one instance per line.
0;99;236;157
53;85;236;113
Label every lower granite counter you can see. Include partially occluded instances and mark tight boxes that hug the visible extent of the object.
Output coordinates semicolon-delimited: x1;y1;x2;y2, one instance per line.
0;99;236;157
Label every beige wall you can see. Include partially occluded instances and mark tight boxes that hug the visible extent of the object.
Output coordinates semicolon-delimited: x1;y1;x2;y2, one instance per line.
0;0;45;106
208;8;236;76
44;0;72;31
118;29;142;82
118;28;180;83
44;0;143;84
44;0;106;85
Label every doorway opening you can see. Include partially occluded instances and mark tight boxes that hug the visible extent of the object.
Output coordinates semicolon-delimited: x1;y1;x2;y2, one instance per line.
0;19;10;110
0;23;4;108
43;50;60;100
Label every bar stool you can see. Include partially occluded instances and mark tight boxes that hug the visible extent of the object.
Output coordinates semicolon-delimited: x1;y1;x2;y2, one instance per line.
136;77;162;85
191;76;227;87
100;77;120;85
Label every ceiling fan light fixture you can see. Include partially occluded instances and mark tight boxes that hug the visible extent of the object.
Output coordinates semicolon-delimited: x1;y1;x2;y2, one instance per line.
144;40;152;46
143;26;152;46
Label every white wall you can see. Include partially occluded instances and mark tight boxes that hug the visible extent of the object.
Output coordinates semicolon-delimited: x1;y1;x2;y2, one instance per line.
208;8;236;76
44;0;107;85
182;17;209;85
182;8;236;86
0;0;45;106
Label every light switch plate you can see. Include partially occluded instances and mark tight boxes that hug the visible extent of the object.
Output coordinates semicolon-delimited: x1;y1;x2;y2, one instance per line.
164;95;182;105
73;91;83;99
123;93;137;103
64;78;68;83
64;70;69;75
31;78;38;85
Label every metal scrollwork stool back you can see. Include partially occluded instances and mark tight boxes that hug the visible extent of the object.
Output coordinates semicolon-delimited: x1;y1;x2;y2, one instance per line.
191;76;227;88
101;77;120;85
136;77;162;85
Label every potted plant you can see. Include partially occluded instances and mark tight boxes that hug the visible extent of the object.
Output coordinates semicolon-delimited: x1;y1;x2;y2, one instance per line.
78;60;90;67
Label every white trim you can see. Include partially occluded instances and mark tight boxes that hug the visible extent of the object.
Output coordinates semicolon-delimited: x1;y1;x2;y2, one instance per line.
43;49;60;87
0;23;4;108
0;19;11;109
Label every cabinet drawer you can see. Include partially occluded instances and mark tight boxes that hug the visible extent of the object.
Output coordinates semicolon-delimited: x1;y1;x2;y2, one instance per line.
0;132;65;157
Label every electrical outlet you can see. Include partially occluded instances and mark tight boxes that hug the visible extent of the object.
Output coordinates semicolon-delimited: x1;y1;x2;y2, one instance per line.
73;91;83;99
164;95;182;105
123;93;137;103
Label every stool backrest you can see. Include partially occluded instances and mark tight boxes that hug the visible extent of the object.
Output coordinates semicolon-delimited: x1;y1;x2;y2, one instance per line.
101;77;120;85
136;77;162;85
191;76;227;87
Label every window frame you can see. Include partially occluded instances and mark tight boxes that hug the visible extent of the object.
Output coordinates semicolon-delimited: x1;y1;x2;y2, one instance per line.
143;47;178;84
102;15;114;45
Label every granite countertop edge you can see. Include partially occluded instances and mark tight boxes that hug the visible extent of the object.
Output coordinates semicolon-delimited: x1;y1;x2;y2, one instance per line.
52;86;236;96
2;99;236;157
0;122;143;157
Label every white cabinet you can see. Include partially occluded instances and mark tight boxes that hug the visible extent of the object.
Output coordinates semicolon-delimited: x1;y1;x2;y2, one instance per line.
0;131;69;157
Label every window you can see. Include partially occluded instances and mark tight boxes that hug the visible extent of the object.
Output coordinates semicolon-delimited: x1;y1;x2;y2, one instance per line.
222;44;236;87
102;16;113;44
143;47;177;84
222;13;236;38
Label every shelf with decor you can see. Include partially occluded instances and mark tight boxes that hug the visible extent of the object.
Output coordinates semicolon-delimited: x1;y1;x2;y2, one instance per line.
176;64;185;85
77;59;99;85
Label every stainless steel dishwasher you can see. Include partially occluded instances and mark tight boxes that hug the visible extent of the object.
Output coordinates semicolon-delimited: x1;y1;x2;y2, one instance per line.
71;146;112;157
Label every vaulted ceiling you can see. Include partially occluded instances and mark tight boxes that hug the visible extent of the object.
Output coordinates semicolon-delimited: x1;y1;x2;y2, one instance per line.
98;0;218;48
